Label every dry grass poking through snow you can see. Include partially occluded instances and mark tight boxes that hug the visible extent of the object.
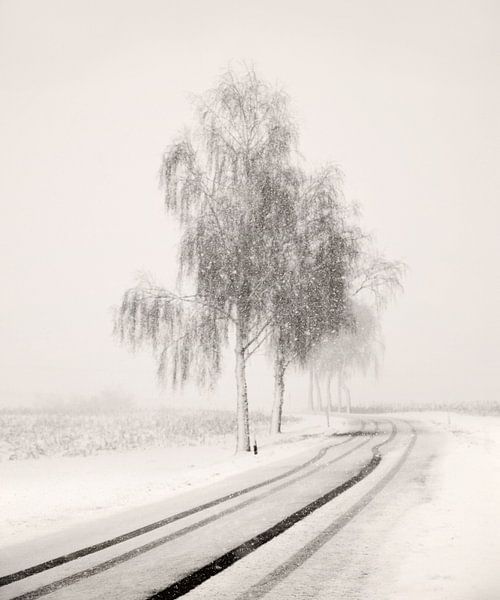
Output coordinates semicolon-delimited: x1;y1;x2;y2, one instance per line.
0;408;295;461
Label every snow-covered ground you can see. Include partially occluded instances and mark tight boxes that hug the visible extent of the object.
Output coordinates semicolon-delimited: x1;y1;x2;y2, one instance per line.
189;411;500;600
368;411;500;600
0;413;355;547
2;409;498;600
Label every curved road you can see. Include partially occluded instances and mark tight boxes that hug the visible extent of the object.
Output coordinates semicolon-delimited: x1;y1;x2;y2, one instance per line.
0;418;435;600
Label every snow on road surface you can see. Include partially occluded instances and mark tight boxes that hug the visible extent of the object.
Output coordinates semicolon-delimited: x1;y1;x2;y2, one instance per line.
0;413;355;547
284;412;500;600
366;412;500;600
178;412;500;600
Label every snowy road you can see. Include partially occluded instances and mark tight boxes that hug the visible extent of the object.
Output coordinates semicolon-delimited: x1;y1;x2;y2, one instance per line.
1;414;498;599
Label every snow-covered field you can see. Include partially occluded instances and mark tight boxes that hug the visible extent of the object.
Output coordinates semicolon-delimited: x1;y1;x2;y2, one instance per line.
0;413;354;547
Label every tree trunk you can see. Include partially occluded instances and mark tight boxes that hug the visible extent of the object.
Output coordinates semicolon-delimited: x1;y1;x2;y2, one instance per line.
235;324;250;452
314;371;323;411
270;348;286;434
325;392;330;427
345;384;352;414
327;372;333;411
337;368;343;412
308;367;314;411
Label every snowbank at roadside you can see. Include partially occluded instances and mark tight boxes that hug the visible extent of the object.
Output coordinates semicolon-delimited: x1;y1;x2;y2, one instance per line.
0;412;359;547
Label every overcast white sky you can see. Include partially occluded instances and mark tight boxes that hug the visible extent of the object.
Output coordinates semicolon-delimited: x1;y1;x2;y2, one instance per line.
0;0;498;410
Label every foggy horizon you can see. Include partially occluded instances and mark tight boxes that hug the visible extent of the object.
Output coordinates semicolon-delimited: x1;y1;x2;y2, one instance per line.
1;0;499;411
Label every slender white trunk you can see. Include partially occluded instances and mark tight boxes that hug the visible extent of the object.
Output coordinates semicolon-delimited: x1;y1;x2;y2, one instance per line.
337;368;343;412
327;372;333;411
308;367;314;411
270;349;285;434
235;323;250;452
314;371;323;411
325;395;330;427
345;385;351;414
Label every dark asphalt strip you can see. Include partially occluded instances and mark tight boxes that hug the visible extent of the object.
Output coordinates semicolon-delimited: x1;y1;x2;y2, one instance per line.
0;426;368;588
146;422;396;600
236;423;416;600
7;428;378;600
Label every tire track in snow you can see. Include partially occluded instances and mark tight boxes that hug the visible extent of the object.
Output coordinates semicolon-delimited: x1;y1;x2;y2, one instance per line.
236;421;417;600
4;422;376;599
144;421;396;600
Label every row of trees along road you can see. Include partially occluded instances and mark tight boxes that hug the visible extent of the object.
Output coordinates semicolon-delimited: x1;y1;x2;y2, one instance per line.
115;68;404;452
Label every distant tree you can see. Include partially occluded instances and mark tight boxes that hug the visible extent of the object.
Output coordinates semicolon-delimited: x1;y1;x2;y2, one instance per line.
115;68;298;452
315;301;382;412
313;249;405;413
268;167;358;433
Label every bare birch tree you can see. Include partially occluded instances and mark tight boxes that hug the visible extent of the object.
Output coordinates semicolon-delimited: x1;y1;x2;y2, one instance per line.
115;68;297;452
268;167;358;433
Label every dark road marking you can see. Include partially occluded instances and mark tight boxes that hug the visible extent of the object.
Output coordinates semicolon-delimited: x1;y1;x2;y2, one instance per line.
236;422;416;600
146;423;397;600
6;425;379;600
0;424;371;588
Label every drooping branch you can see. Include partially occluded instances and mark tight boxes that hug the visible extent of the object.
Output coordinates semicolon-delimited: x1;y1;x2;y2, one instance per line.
351;253;406;310
115;284;229;389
